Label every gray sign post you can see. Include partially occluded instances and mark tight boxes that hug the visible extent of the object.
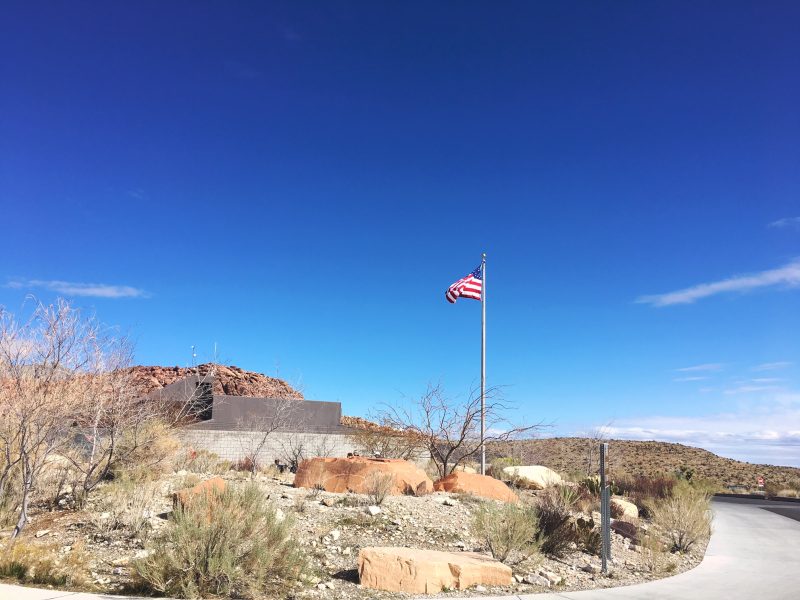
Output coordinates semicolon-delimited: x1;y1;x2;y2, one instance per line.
600;442;611;573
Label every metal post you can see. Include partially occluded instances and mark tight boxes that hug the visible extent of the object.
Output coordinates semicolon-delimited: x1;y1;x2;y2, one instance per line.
600;442;610;573
480;253;486;475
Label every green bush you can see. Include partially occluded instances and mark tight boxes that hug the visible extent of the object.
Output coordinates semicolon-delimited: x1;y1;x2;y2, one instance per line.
134;483;308;599
472;502;539;564
651;481;712;552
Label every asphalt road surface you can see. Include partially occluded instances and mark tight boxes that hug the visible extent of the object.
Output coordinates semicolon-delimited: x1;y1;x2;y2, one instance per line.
1;497;799;600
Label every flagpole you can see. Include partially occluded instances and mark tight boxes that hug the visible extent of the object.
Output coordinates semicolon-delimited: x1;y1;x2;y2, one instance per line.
480;252;486;475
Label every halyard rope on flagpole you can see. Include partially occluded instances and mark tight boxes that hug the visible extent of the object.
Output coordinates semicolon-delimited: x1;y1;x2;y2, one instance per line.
480;252;486;475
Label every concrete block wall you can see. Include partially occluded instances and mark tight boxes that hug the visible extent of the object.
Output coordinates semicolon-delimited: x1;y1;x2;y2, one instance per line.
178;429;360;464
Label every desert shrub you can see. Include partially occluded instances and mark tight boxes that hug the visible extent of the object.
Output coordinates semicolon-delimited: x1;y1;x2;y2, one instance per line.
292;492;308;514
111;422;181;483
615;474;676;518
535;485;580;557
175;448;231;475
232;456;256;473
640;531;666;572
674;465;694;482
579;476;601;496
92;479;161;540
651;481;712;552
365;471;395;506
575;526;602;556
610;500;625;519
0;540;92;587
472;502;539;564
487;456;521;480
134;483;307;599
34;457;74;511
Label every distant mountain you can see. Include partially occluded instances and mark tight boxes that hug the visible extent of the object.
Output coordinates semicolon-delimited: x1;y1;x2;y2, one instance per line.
490;437;800;490
128;363;304;400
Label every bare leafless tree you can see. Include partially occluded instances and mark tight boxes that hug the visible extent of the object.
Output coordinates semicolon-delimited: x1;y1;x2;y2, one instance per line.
236;397;302;475
0;299;99;537
348;425;426;461
376;383;544;478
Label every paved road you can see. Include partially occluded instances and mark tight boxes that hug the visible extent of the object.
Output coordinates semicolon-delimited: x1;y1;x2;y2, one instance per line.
2;497;799;600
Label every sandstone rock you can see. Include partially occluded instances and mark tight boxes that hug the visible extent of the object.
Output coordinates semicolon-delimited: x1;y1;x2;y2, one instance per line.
611;497;639;520
367;505;382;516
433;472;519;503
358;547;512;593
172;476;226;508
502;465;562;489
294;456;433;496
129;363;303;399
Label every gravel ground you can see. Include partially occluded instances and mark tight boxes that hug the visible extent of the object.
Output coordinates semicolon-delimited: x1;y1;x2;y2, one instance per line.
1;470;708;599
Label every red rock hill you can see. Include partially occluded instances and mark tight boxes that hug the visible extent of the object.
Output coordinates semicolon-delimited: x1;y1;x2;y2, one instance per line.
128;363;304;400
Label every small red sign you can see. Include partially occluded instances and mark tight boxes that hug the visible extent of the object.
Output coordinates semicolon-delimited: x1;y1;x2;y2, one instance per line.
757;477;765;487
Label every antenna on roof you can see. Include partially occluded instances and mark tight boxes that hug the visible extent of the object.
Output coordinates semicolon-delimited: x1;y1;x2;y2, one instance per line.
191;345;197;369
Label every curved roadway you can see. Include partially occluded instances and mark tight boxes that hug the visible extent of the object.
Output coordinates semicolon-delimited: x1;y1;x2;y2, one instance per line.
1;497;798;600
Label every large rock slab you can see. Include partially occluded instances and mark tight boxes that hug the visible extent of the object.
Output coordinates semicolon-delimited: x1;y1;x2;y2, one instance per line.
359;547;512;593
502;465;562;489
294;457;433;496
434;471;519;503
172;476;226;508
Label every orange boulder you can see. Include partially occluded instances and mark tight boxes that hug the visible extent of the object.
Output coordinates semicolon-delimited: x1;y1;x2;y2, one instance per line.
434;471;518;503
294;456;433;496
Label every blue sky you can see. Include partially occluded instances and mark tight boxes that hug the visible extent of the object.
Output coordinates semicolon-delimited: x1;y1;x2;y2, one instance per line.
2;2;799;467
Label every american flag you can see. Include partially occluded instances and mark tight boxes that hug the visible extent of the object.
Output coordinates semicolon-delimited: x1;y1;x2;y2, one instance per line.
445;265;483;303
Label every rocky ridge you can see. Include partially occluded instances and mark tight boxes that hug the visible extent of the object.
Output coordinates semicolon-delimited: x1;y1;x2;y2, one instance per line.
128;363;304;400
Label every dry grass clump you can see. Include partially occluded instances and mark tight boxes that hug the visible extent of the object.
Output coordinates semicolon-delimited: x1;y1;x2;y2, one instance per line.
472;502;540;564
365;471;395;506
650;481;712;553
174;448;232;475
0;540;92;588
91;479;161;541
134;483;308;599
110;422;181;484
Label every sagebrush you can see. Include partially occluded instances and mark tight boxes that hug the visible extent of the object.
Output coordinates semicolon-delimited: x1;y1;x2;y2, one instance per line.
134;483;308;599
651;481;712;552
472;501;539;564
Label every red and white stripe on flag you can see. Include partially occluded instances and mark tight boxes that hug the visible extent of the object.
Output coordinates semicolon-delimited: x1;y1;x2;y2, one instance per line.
445;265;483;304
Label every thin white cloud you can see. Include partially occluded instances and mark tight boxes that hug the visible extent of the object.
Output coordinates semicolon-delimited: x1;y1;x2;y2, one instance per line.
637;259;800;307
676;363;723;372
673;376;708;382
6;279;149;299
601;396;800;466
724;385;781;395
768;217;800;229
752;361;792;372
